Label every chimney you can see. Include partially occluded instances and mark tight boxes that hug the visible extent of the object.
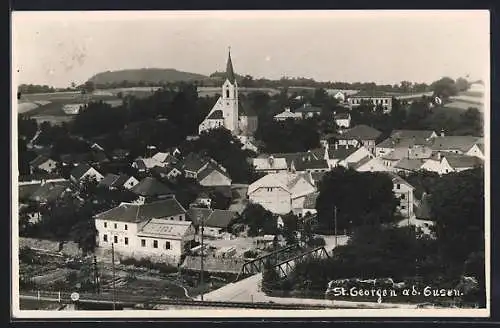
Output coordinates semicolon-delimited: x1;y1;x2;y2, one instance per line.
335;143;338;150
440;129;445;137
285;107;291;112
437;152;442;160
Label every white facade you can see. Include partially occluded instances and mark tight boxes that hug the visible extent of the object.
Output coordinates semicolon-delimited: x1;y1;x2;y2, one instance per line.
274;108;302;121
392;178;414;218
355;157;390;172
335;117;351;128
466;144;484;159
198;169;232;187
72;167;104;183
123;176;140;189
348;96;393;112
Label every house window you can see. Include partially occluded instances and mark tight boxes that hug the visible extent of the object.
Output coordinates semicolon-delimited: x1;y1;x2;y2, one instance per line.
396;184;400;189
114;223;117;229
165;241;171;250
153;240;158;248
104;222;107;228
179;215;183;221
124;237;128;245
141;239;146;247
114;236;118;244
401;205;406;210
125;224;128;231
103;234;108;242
401;194;406;200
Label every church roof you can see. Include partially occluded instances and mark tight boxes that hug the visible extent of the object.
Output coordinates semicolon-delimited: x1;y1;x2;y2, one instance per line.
207;110;223;120
226;49;236;84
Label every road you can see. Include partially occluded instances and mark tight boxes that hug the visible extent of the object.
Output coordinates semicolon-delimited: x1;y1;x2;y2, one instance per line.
200;273;418;309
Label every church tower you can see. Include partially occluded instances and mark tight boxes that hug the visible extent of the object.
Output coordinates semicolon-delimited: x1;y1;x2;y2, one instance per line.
221;48;239;133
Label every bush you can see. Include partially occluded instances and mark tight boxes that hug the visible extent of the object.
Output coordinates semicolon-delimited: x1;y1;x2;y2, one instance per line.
120;257;178;274
243;250;259;258
308;236;326;248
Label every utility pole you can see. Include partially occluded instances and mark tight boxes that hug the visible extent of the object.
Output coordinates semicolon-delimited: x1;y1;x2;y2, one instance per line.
334;205;338;248
93;255;100;294
111;243;116;310
407;191;411;230
200;212;205;301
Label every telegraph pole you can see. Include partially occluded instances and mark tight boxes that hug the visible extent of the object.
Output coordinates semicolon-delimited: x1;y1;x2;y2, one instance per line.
200;213;205;301
334;205;338;248
93;255;100;294
111;242;116;310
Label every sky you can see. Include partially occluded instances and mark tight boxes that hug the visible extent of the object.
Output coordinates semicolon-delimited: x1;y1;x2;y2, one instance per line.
12;10;490;88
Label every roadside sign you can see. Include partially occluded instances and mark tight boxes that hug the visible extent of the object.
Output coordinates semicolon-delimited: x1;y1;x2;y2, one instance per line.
70;292;80;302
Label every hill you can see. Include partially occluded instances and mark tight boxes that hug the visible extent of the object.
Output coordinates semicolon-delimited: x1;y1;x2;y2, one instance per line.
87;68;208;85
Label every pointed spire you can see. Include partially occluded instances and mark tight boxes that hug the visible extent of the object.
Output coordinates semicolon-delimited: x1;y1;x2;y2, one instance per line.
226;47;236;84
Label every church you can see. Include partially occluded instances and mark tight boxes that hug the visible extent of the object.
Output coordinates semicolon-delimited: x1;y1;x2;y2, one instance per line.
198;49;258;137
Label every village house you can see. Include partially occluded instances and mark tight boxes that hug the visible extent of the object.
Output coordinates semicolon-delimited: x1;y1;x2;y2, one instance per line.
94;198;193;263
375;129;437;158
70;164;104;184
465;143;484;159
296;192;319;218
349;156;388;172
332;91;346;102
131;177;174;203
336;125;382;154
197;163;232;187
29;155;58;174
237;135;260;154
179;153;225;179
252;156;289;174
421;153;483;175
247;171;317;215
99;173;139;190
273;107;303;121
150;165;183;181
334;112;351;129
293;103;322;118
198;49;258;136
393;158;427;174
388;172;415;218
189;209;238;238
429;135;483;156
316;143;374;169
290;154;329;174
347;91;393;112
28;180;72;205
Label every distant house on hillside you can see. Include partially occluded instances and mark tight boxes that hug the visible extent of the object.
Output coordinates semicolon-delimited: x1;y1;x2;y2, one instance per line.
293;103;322;118
334;112;351;128
348;91;393;112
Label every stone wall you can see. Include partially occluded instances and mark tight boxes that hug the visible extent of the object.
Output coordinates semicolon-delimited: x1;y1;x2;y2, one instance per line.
19;237;82;257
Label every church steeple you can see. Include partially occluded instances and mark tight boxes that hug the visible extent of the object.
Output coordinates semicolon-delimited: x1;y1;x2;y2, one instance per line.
226;47;236;84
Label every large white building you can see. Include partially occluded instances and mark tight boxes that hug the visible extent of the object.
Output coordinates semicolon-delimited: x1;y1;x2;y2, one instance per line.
247;171;317;215
198;49;257;136
94;198;194;263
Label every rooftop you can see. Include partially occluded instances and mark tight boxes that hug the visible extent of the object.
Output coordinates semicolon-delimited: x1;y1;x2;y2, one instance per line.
253;157;288;171
339;125;382;140
131;177;173;197
394;158;426;171
430;136;483;152
94;198;186;223
443;154;484;169
70;164;93;180
137;219;192;239
248;171;315;195
207;110;224;120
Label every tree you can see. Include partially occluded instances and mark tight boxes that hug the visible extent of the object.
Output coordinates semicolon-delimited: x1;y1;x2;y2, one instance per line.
315;167;399;232
429;168;484;264
239;204;277;236
455;77;470;92
429;77;459;98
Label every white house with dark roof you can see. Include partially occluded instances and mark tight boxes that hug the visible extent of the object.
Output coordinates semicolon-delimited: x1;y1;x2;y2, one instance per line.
273;107;303;121
347;91;393;112
70;164;104;184
94;198;193;262
29;155;58;174
247;171;317;215
294;103;322;118
375;130;437;158
336;125;382;153
466;143;484;159
99;173;139;190
429;136;483;155
421;153;483;175
131;177;174;203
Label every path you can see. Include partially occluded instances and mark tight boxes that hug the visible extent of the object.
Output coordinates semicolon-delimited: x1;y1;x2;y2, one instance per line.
199;273;417;309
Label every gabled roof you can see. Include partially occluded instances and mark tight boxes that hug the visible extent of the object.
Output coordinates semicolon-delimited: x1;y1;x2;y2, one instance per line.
381;148;410;161
443;154;483;169
197;163;231;182
430;136;483;152
386;172;415;189
114;174;134;187
349;156;373;170
181;153;210;172
131;177;173;197
390;130;436;140
30;155;54;167
205;209;238;228
270;151;320;168
111;148;130;158
133;159;147;171
137;219;192;239
94;198;186;222
99;173;120;188
377;136;432;148
70;164;92;180
248;172;315;195
294;103;322;113
207;110;224;120
293;158;329;171
394;158;426;171
326;145;359;160
274;110;302;119
339;125;381;140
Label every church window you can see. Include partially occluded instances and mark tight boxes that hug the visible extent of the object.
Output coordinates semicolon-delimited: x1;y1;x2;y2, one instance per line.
226;89;230;98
